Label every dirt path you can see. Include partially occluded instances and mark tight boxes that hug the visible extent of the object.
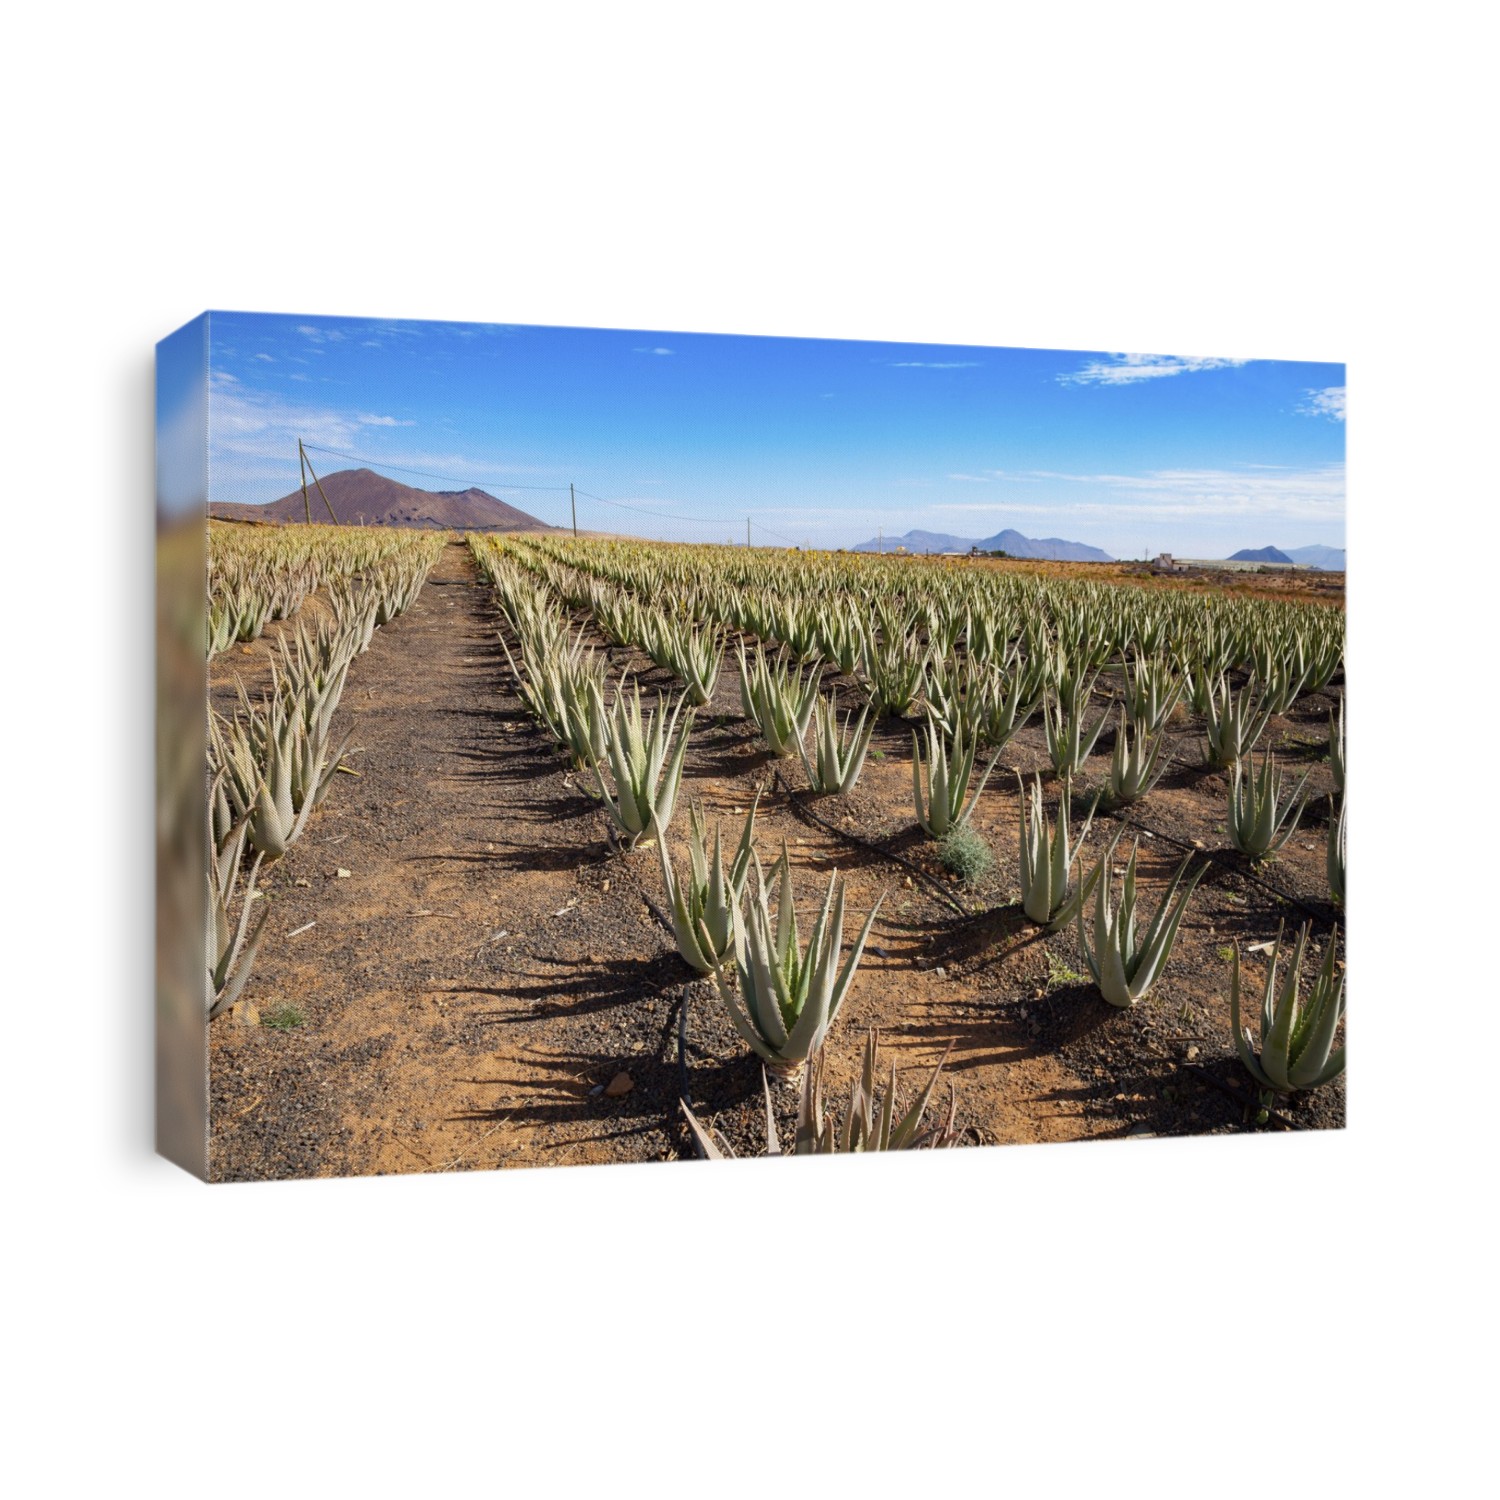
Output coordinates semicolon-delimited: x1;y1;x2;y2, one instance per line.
211;542;659;1176
211;541;1342;1180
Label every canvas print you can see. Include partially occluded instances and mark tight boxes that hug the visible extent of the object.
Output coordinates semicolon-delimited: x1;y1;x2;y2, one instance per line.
157;313;1346;1180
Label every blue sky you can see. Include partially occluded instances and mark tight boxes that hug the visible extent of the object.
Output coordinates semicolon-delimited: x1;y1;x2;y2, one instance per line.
175;312;1345;556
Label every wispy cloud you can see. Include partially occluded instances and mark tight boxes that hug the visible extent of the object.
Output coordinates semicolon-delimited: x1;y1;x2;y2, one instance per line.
253;352;275;363
928;464;1344;526
208;370;416;489
946;473;992;482
634;346;674;355
889;360;981;369
1060;353;1250;385
1298;385;1346;421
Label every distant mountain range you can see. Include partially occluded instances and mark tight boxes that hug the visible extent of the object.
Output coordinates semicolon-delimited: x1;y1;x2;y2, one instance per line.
1281;544;1345;571
850;527;1114;562
209;468;554;531
1226;544;1345;570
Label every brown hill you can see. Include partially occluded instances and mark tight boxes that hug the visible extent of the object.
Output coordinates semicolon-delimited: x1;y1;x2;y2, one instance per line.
209;468;555;531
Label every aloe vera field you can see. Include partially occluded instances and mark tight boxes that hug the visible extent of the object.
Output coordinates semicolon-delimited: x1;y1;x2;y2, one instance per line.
207;521;1346;1179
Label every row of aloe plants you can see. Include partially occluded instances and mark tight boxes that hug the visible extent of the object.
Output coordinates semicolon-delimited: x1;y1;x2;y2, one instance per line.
207;537;443;1020
501;536;1342;837
504;533;1341;727
485;530;1348;908
207;521;439;657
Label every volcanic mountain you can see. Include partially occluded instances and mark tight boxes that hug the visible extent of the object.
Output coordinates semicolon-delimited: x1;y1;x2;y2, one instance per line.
209;468;555;531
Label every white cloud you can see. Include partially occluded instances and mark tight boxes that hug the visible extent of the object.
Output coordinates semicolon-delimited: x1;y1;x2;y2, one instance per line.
207;370;415;484
253;352;275;362
889;360;981;369
634;346;674;355
928;464;1344;525
1298;385;1346;421
947;473;991;482
1060;352;1250;385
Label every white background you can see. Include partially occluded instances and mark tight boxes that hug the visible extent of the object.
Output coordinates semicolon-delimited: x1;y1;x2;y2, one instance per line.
4;3;1492;1494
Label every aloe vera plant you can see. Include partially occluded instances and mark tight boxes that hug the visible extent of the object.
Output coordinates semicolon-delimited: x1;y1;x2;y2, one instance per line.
975;657;1044;752
1327;794;1345;904
269;646;350;762
912;717;1000;838
858;621;929;718
714;846;884;1075
680;1029;960;1157
1122;655;1185;733
210;690;349;862
1228;750;1311;858
646;613;724;705
276;615;359;714
1182;660;1215;717
1076;842;1204;1007
1043;683;1109;779
798;692;875;795
370;557;433;625
1231;923;1345;1096
1201;674;1273;768
1018;774;1101;927
206;783;270;1020
815;604;864;674
593;587;642;647
738;641;822;756
223;580;272;645
1102;706;1172;809
329;577;380;655
925;655;986;743
800;1029;960;1152
590;678;695;847
656;796;759;973
1305;630;1344;693
1044;663;1116;780
206;595;238;657
1330;694;1345;794
768;597;822;663
1253;655;1310;717
503;626;608;769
